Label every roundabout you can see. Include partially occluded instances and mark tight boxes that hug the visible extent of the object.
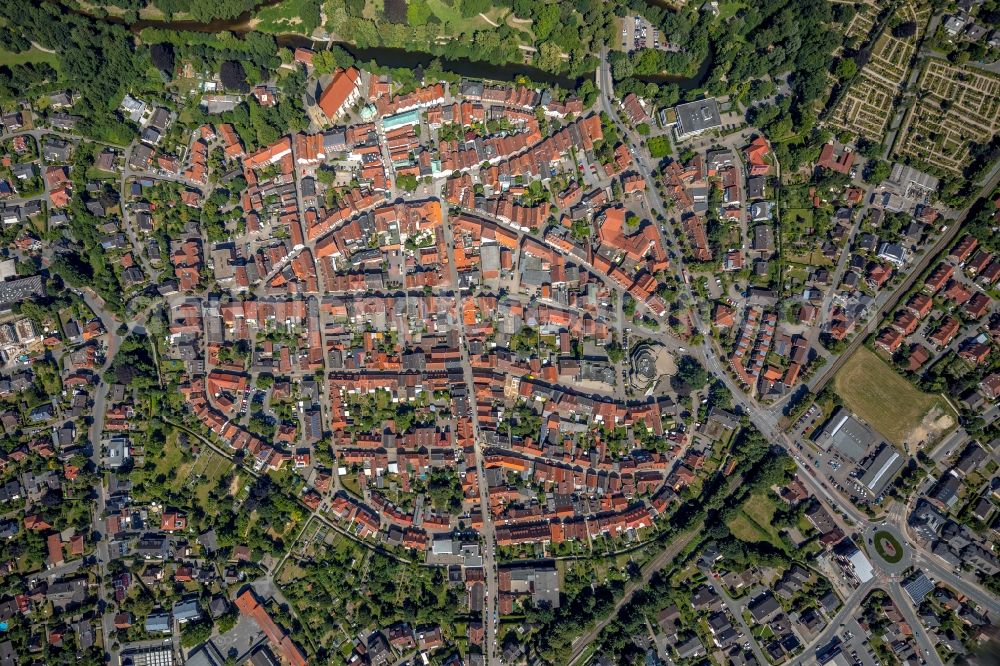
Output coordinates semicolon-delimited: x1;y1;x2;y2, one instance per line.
864;523;910;575
873;530;903;564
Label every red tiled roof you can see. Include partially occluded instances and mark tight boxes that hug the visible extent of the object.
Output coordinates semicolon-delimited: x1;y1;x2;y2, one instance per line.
817;143;855;174
236;590;308;666
318;67;360;119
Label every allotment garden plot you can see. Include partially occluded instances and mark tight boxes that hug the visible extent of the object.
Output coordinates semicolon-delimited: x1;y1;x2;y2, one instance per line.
893;61;1000;176
827;0;931;141
837;0;879;44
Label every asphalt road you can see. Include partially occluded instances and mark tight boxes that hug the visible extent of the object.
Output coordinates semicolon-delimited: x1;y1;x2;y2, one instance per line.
440;202;500;665
796;579;876;661
705;575;770;665
887;582;941;664
589;42;1000;666
15;46;999;666
807;163;1000;394
81;291;124;666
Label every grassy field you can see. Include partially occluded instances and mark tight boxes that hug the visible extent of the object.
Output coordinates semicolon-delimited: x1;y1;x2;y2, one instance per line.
717;0;747;20
340;472;362;498
192;451;234;511
352;0;505;35
255;0;323;34
154;432;192;493
782;185;817;209
418;0;507;31
834;346;956;447
0;47;59;70
727;492;783;548
786;250;834;266
425;0;465;24
786;265;809;283
784;207;814;231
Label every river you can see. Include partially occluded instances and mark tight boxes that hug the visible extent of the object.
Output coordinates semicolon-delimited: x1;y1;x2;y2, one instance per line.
634;45;714;92
280;39;589;89
80;1;586;87
76;0;709;91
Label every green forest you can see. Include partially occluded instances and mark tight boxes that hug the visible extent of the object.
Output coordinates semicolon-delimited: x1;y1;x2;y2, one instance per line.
613;0;849;172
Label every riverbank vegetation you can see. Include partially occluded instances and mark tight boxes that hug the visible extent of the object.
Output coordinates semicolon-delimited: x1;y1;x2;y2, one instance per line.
150;0;261;21
323;0;608;78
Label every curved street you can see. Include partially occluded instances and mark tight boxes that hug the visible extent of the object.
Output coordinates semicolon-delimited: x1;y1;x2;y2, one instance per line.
584;44;1000;666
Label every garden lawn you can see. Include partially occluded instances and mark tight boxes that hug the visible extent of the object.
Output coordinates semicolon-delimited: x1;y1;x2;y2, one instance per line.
786;250;834;266
341;472;362;497
152;433;192;493
783;206;814;230
192;452;234;512
786;265;809;283
782;184;816;209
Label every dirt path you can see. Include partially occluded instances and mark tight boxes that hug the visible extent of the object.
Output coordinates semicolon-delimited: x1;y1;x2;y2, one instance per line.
478;12;499;27
905;405;956;454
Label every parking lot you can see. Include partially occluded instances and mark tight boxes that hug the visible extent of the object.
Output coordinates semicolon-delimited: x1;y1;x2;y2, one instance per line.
835;618;880;666
620;15;674;53
798;439;890;508
572;148;604;189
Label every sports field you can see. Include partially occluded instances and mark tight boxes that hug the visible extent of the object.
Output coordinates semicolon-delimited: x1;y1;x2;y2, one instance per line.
833;346;955;447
